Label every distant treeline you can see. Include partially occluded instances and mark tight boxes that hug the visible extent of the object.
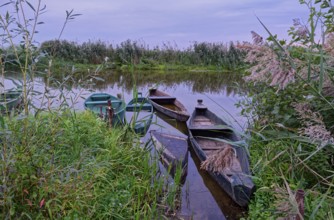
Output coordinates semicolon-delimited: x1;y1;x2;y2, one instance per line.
40;39;245;70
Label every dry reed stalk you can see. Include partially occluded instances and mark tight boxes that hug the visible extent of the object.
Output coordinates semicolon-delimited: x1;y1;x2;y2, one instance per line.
324;33;334;64
292;18;310;41
238;28;330;90
237;32;296;90
295;189;305;220
274;186;305;220
292;102;334;147
321;33;334;96
200;145;235;173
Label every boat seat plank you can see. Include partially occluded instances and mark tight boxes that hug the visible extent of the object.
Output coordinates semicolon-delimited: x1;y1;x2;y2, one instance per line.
193;116;214;126
190;126;232;131
203;149;217;156
91;94;110;98
128;103;151;107
201;147;226;150
194;116;211;122
196;137;233;152
91;94;110;97
126;103;152;111
149;96;176;101
194;121;213;126
85;100;121;105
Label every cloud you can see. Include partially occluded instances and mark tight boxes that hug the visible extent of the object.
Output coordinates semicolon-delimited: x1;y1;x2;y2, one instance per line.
1;0;310;47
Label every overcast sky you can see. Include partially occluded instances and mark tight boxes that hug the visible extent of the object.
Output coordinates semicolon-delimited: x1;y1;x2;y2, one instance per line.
2;0;309;48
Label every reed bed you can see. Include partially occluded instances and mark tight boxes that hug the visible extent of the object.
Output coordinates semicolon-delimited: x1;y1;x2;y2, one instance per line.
39;39;245;70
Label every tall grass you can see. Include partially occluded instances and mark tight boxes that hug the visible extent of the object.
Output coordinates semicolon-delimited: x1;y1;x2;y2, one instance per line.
0;111;168;219
150;142;185;217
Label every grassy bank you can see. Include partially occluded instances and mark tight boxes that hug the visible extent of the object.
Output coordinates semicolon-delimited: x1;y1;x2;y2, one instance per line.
248;136;333;219
240;47;334;219
0;111;167;219
238;1;334;217
241;84;334;220
240;79;334;220
35;58;236;76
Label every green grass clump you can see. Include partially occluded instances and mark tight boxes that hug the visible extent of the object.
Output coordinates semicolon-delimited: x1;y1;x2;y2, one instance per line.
247;136;334;219
0;111;164;219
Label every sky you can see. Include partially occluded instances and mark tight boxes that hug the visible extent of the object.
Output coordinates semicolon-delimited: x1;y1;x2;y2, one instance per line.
1;0;310;48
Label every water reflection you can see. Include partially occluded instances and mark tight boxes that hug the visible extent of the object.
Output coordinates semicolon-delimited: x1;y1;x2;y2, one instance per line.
154;111;188;135
89;70;246;96
6;70;246;97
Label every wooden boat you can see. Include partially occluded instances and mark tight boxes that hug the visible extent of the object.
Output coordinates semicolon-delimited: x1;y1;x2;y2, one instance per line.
84;93;126;126
150;130;189;181
0;89;23;113
148;88;190;122
125;93;154;135
187;99;255;207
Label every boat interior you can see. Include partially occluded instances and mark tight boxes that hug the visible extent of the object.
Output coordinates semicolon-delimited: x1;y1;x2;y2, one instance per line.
126;98;152;112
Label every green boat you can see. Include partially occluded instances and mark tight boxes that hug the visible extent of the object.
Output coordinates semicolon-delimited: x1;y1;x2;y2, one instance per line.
0;89;23;113
84;93;126;126
125;93;154;135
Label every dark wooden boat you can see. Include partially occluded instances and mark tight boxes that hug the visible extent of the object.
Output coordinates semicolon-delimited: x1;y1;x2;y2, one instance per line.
125;93;154;135
187;99;255;207
148;88;190;122
0;89;23;113
150;130;188;181
84;93;126;126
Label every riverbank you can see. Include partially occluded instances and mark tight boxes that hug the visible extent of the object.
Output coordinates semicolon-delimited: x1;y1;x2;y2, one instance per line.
0;111;169;219
3;57;241;76
46;58;238;74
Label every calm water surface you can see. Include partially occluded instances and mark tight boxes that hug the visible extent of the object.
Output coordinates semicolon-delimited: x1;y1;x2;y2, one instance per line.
6;70;248;219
